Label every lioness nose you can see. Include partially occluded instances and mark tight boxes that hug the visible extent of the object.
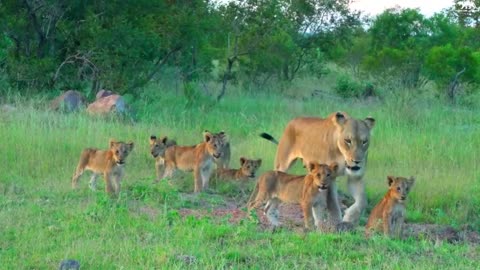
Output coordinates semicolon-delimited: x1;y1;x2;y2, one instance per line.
352;160;361;164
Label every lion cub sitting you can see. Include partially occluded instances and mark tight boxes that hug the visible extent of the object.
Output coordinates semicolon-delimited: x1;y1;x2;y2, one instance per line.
365;176;415;238
71;139;134;195
215;157;262;181
248;162;338;230
155;131;227;192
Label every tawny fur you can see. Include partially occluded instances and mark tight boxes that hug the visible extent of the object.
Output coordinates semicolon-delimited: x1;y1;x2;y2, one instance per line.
71;139;134;195
149;135;177;182
260;111;375;226
204;130;230;169
247;162;339;230
152;132;227;193
365;176;415;238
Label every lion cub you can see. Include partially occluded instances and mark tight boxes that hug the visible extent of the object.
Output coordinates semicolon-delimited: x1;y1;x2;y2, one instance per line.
365;176;415;238
71;139;134;195
215;157;262;181
156;131;227;192
248;162;338;230
204;130;230;169
149;135;177;182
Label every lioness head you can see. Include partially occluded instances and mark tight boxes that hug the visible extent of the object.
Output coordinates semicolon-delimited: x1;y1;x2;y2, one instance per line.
239;157;262;179
203;131;227;159
333;112;375;177
387;176;415;203
109;139;134;165
149;135;169;158
307;162;339;191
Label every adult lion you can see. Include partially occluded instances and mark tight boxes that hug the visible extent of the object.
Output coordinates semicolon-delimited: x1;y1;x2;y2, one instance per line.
260;111;375;227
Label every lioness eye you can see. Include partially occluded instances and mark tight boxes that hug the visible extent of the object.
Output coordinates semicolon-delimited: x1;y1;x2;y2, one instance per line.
397;187;401;191
363;140;368;145
115;150;119;154
326;173;330;177
345;139;351;145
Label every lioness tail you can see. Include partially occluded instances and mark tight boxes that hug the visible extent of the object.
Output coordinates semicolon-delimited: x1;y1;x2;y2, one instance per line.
259;132;278;144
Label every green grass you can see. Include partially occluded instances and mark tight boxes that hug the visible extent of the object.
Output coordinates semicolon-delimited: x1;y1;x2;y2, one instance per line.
1;88;479;269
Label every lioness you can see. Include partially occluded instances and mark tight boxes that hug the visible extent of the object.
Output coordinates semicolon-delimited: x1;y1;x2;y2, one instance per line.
71;139;134;195
248;162;339;230
149;135;177;182
204;130;230;169
159;131;226;192
215;157;262;181
260;111;375;226
365;176;415;238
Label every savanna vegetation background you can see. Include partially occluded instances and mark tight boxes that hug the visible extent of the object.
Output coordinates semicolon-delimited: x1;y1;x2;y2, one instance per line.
1;0;480;269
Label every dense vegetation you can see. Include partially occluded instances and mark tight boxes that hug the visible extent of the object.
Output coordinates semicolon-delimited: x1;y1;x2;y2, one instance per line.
0;0;479;102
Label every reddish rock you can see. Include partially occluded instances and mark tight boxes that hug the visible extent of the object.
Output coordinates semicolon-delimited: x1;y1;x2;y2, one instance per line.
50;90;86;112
87;94;127;115
95;89;115;100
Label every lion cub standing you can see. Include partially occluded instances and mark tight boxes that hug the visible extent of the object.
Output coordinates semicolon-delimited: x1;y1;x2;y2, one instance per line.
215;157;262;181
365;176;415;238
248;162;338;230
149;135;177;182
71;139;134;195
156;131;227;192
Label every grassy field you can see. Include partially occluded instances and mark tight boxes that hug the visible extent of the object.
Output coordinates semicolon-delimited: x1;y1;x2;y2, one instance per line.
1;87;479;269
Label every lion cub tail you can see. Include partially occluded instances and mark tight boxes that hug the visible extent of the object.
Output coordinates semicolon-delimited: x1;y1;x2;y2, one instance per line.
246;181;260;211
259;132;278;145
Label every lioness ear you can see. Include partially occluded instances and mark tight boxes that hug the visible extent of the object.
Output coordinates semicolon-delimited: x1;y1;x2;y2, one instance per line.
161;136;168;144
364;117;375;130
257;159;262;167
127;141;134;151
204;132;213;142
149;135;156;144
408;176;415;187
329;162;339;174
307;162;317;173
109;139;117;148
240;157;246;166
334;112;346;126
387;176;395;187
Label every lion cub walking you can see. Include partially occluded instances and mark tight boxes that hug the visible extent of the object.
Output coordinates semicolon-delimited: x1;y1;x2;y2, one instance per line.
248;162;338;230
71;139;134;195
152;132;227;192
365;176;415;238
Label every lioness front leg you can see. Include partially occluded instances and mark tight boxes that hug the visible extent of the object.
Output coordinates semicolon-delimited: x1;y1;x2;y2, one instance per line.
112;173;122;195
301;201;314;230
103;172;115;194
154;161;166;182
327;182;342;224
343;176;367;225
200;165;213;191
193;167;202;193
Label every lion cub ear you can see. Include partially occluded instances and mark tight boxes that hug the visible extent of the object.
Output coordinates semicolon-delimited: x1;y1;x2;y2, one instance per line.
329;162;339;175
204;131;213;142
161;136;168;145
333;112;346;127
240;157;246;166
364;117;375;130
307;162;317;173
149;135;157;144
256;159;262;167
127;141;134;151
387;176;396;187
407;176;415;187
109;139;118;148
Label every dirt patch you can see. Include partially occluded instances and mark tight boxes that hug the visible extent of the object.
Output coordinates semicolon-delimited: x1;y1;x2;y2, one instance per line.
403;223;480;245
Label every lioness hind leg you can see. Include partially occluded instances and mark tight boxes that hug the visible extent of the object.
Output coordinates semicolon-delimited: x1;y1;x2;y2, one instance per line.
71;168;84;189
88;173;99;191
71;150;90;189
265;199;280;227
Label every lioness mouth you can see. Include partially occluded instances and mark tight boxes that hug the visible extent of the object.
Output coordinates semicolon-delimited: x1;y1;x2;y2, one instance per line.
213;153;221;159
116;161;125;165
347;165;361;171
318;185;328;190
249;174;256;178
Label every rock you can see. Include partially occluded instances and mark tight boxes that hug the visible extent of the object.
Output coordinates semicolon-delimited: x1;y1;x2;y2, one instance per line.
50;90;87;112
58;259;80;270
87;94;127;115
95;89;115;100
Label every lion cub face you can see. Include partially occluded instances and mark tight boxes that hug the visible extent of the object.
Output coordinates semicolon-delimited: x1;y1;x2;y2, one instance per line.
239;157;262;178
387;176;415;202
308;162;339;191
203;131;226;159
110;140;134;165
149;135;168;158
